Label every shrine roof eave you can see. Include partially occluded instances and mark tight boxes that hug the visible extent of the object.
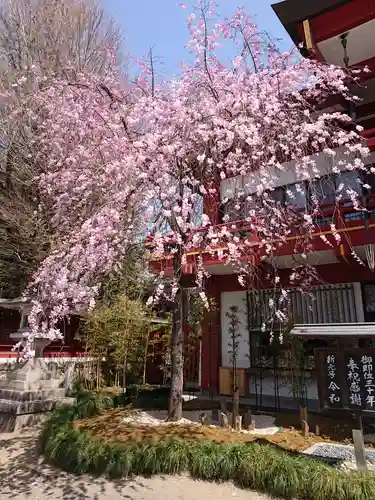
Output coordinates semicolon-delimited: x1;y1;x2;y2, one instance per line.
291;323;375;338
0;297;29;310
0;297;83;316
271;0;350;47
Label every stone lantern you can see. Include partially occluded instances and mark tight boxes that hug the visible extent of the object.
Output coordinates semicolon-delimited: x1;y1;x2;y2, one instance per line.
7;299;51;357
0;298;75;432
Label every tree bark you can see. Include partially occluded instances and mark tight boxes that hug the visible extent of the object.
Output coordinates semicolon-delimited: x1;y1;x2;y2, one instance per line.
167;288;184;421
142;325;150;385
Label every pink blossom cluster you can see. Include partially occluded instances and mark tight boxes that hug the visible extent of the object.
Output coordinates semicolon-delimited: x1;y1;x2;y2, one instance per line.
11;2;370;353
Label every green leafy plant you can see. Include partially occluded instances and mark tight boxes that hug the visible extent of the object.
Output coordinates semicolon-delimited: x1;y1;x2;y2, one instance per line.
78;295;150;389
126;384;170;409
227;305;242;391
282;317;311;406
40;393;375;500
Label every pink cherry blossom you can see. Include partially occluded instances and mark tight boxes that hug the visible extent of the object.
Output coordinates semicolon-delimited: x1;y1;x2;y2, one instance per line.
6;2;369;355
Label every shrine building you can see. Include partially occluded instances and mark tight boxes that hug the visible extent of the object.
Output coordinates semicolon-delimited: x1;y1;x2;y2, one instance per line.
2;0;375;411
151;0;375;409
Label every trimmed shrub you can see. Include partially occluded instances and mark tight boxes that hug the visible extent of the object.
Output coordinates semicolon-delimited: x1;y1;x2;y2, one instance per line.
126;384;170;409
39;394;375;500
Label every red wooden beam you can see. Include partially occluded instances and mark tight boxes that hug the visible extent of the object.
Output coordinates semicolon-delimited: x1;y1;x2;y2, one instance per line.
151;222;375;272
309;0;375;44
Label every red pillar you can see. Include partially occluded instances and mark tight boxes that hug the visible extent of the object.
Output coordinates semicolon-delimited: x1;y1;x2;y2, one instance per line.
201;276;221;394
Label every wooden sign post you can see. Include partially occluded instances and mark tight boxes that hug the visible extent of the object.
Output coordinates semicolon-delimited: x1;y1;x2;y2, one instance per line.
352;415;367;471
315;348;375;471
315;348;375;412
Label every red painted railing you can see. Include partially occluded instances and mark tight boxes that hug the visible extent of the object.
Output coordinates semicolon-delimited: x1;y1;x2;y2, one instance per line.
148;195;375;274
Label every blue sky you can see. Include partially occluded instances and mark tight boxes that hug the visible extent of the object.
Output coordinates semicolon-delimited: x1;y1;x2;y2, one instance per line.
102;0;293;77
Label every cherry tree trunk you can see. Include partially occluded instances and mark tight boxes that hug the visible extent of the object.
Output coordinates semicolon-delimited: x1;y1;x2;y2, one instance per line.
167;288;184;421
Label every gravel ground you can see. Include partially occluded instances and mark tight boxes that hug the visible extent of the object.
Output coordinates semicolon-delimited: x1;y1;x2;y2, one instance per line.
304;442;375;470
305;442;375;462
0;429;272;500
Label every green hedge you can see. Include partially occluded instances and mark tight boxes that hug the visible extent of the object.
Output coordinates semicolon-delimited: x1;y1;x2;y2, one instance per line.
39;393;375;500
126;384;170;409
70;383;170;409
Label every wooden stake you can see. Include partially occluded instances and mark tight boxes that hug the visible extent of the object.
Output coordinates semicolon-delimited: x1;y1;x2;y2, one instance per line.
220;412;229;428
235;415;242;431
199;412;207;426
242;409;252;430
232;387;239;428
299;406;308;425
301;420;309;437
